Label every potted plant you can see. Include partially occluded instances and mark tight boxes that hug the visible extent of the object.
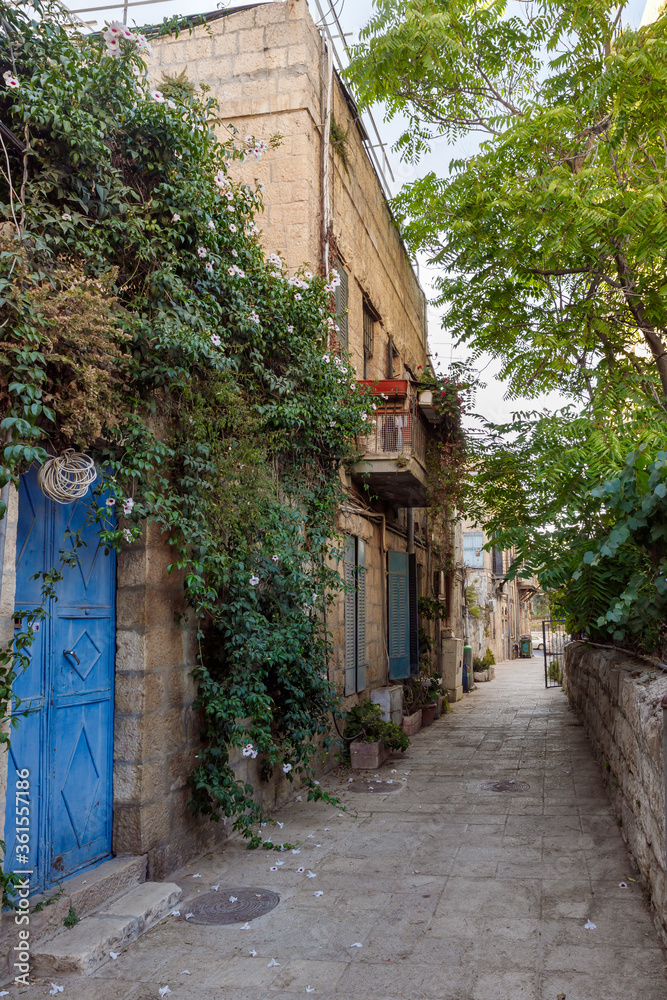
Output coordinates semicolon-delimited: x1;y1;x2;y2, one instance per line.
401;678;423;736
344;700;410;769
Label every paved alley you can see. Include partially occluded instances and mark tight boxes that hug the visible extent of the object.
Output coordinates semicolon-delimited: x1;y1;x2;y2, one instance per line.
11;658;667;999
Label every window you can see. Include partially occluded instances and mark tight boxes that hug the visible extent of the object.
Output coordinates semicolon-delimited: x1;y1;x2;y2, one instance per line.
463;531;484;568
362;300;374;378
344;535;367;695
333;262;348;349
492;547;504;576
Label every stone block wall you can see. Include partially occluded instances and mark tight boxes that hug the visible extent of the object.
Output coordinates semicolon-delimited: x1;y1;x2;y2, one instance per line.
564;642;667;946
113;522;218;879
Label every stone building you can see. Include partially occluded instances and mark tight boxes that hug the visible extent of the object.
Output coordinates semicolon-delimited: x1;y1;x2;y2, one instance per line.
0;0;465;969
461;521;537;663
148;0;464;701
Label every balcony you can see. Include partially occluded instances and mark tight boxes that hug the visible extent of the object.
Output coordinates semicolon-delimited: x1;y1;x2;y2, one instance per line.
351;399;429;507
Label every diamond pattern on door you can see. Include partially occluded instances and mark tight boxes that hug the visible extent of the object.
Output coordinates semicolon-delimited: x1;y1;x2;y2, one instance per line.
64;501;102;592
61;726;100;847
66;630;101;681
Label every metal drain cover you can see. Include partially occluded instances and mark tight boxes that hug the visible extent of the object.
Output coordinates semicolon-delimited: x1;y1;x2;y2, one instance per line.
180;888;279;924
347;780;401;793
478;780;530;793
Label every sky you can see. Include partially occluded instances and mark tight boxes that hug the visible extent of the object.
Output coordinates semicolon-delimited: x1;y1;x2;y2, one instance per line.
65;0;654;424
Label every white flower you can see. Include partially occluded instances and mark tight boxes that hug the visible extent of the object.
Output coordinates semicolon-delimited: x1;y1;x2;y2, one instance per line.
62;213;72;221
106;497;116;507
248;222;259;235
269;865;278;871
361;413;368;422
296;866;305;873
283;763;292;773
322;355;330;363
172;213;181;222
313;890;323;897
159;989;171;998
207;220;215;231
295;293;302;301
225;191;234;201
214;170;226;188
249;311;260;324
211;334;221;346
304;271;313;280
229;223;237;233
191;873;201;878
241;921;251;929
4;75;19;89
242;743;255;757
268;253;281;266
249;949;257;957
184;912;194;920
292;848;300;854
109;951;119;960
197;246;207;258
312;593;318;602
272;554;280;562
287;325;294;333
306;988;315;994
267;959;280;968
229;896;238;902
166;99;176;110
150;90;165;103
250;574;260;586
123;528;132;543
205;262;214;274
49;988;64;996
211;885;220;890
306;870;317;878
619;882;628;888
584;919;596;930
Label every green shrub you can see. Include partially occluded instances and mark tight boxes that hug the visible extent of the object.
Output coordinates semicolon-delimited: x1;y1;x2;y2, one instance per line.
343;700;410;753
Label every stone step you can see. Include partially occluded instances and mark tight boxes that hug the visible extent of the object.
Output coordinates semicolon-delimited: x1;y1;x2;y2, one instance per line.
32;881;182;976
0;854;146;979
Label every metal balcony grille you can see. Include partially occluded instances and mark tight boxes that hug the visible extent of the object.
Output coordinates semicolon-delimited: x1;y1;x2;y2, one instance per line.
358;406;427;466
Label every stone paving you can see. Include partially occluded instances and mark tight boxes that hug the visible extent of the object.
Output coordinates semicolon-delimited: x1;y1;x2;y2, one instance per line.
10;657;667;999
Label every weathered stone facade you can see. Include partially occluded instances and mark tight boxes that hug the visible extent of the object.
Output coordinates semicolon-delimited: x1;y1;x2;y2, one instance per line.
564;641;667;947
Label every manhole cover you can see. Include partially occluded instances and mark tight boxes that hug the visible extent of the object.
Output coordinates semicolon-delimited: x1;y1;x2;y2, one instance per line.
180;888;279;924
478;780;530;793
347;780;401;793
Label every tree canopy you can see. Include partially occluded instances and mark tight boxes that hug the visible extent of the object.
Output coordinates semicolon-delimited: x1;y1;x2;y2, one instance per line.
349;1;667;653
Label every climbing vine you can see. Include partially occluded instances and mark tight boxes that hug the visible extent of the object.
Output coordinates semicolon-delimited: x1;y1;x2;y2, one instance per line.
0;0;374;896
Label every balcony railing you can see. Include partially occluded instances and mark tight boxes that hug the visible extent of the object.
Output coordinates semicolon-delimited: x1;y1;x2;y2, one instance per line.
356;404;427;467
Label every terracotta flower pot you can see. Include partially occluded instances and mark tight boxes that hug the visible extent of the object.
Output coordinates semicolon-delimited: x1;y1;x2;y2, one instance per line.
401;709;422;736
350;739;389;770
420;703;437;727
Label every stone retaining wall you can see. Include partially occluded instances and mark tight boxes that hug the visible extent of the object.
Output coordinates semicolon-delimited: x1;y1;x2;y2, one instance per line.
564;642;667;946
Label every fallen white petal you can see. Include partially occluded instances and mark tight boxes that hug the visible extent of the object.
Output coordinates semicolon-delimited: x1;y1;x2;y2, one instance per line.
313;891;324;897
185;913;194;920
391;769;397;773
250;949;257;957
170;910;180;916
348;778;354;783
306;987;315;993
49;988;64;996
619;882;628;888
159;989;172;999
270;866;278;871
275;860;285;866
211;885;220;891
229;896;238;902
584;919;596;930
386;780;393;784
338;813;344;817
351;942;363;948
241;922;251;929
315;844;321;847
0;991;9;996
306;870;317;878
109;951;119;960
277;821;284;828
191;873;202;878
324;828;329;831
181;970;191;975
307;834;315;838
295;796;302;802
267;958;280;968
292;848;300;854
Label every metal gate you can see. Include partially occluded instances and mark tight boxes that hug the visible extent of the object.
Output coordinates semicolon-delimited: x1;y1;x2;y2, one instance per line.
3;466;115;892
542;619;568;688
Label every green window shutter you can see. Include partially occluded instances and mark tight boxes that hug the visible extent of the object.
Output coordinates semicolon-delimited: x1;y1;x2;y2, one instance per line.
344;534;356;696
356;538;367;692
334;264;348;349
387;550;410;679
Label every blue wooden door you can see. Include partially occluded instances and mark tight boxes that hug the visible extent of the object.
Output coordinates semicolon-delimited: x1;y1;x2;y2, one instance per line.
388;550;410;679
3;467;115;891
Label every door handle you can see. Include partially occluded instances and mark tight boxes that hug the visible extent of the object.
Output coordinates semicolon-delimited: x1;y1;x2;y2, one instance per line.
63;649;80;665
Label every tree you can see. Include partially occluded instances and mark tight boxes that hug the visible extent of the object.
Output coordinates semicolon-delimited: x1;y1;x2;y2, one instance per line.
348;1;667;653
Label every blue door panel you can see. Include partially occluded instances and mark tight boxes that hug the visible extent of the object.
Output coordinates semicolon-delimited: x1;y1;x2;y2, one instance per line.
388;550;410;680
50;698;113;878
3;466;115;894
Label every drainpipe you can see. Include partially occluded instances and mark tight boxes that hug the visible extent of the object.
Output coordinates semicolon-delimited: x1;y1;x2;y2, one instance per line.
322;42;333;277
663;695;667;882
0;481;10;607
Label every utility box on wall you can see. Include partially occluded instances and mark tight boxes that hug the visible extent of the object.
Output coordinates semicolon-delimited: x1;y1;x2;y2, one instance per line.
441;629;463;702
371;685;403;725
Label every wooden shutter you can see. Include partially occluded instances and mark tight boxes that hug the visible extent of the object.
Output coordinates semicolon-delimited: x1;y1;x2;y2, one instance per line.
344;535;356;696
387;550;410;679
463;531;484;568
334;264;349;349
356;538;367;692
